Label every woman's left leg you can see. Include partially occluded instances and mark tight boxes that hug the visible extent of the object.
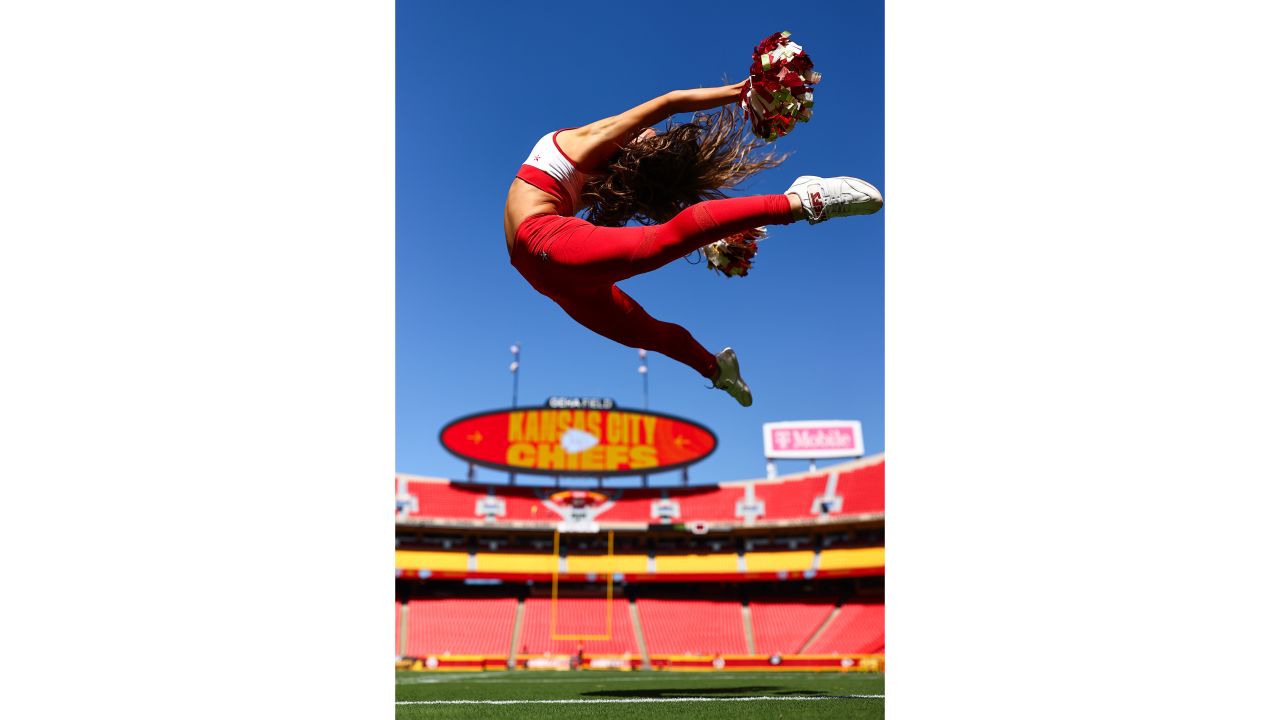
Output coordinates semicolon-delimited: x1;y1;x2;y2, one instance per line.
555;285;719;380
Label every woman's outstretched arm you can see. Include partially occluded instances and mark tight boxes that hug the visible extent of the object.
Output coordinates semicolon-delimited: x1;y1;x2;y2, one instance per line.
663;81;749;115
557;80;748;170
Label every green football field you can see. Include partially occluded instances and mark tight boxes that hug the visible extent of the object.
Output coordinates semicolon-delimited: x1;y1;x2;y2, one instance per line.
395;670;885;719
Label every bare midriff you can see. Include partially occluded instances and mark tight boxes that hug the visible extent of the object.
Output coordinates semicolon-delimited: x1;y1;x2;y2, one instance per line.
504;178;567;254
506;127;607;253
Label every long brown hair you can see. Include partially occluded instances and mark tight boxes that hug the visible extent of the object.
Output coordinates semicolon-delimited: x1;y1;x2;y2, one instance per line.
579;108;786;227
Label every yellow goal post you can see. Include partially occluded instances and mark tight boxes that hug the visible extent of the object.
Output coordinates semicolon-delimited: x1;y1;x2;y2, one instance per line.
549;529;613;641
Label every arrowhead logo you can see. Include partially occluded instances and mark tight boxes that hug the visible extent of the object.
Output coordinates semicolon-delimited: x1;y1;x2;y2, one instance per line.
560;428;599;454
466;431;484;444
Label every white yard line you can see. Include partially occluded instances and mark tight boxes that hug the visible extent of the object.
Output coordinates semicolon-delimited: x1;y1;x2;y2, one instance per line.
396;695;884;705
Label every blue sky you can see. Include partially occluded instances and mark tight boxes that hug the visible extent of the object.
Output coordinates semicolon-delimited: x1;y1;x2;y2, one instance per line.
397;1;884;486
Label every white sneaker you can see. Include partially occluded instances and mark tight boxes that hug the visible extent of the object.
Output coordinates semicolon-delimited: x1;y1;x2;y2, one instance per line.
786;176;883;224
712;348;753;407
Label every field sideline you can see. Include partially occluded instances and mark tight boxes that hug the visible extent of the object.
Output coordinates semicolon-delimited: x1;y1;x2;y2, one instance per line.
395;670;885;719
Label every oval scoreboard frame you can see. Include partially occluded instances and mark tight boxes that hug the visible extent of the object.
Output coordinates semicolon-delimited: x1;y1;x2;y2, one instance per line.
439;406;717;477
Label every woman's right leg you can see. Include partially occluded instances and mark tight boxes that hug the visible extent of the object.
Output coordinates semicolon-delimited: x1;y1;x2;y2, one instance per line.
544;194;797;285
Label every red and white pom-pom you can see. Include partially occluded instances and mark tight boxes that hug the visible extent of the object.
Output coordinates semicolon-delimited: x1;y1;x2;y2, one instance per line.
740;31;819;142
704;228;766;278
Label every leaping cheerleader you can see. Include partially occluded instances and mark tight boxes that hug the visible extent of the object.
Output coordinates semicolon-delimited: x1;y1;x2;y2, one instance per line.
505;57;881;407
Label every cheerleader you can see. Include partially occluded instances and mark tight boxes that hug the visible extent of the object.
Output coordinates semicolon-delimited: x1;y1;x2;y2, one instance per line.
504;80;881;407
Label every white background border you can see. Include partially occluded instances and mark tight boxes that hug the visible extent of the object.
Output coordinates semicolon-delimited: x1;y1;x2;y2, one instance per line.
2;2;391;718
3;1;1279;718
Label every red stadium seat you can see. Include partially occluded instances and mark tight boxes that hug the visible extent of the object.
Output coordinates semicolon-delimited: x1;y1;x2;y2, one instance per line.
831;461;885;517
518;597;638;655
804;603;885;654
403;480;492;519
403;597;517;655
593;493;661;522
636;598;748;655
676;486;743;522
750;600;835;654
751;472;829;520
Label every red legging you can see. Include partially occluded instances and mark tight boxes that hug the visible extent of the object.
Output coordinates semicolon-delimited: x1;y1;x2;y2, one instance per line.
510;194;795;379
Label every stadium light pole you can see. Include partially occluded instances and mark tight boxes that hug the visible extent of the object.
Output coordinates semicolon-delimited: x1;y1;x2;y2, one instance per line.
508;343;521;486
510;343;521;408
638;348;650;487
637;349;649;409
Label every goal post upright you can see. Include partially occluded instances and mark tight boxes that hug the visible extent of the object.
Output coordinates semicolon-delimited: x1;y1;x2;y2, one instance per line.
550;529;614;642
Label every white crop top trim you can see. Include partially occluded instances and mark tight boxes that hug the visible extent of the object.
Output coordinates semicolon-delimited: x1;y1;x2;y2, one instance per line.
521;129;593;209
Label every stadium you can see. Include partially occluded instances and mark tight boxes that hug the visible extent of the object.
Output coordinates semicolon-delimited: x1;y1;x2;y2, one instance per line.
394;402;885;716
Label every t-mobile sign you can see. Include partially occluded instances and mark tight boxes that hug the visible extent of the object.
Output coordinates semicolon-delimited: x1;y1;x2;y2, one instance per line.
762;420;865;460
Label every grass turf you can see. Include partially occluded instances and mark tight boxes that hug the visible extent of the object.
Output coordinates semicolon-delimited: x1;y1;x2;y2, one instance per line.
395;670;884;719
